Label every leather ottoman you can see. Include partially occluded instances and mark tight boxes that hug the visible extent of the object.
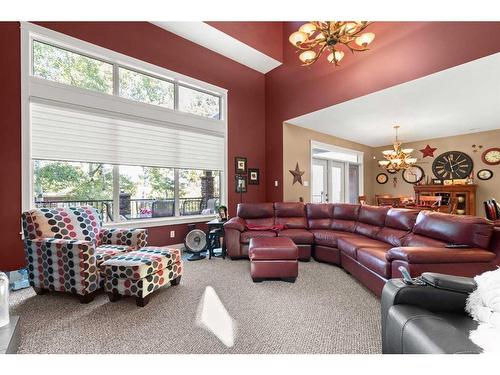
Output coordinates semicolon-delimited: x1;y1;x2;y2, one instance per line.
248;237;298;283
100;246;183;307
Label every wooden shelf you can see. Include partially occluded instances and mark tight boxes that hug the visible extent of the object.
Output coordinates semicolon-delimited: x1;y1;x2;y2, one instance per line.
414;184;477;216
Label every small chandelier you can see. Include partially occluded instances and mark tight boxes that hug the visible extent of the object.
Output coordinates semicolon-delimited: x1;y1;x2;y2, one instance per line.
288;21;375;66
378;126;418;171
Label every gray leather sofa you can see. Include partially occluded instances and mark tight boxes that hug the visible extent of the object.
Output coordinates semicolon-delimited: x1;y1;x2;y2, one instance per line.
381;273;482;354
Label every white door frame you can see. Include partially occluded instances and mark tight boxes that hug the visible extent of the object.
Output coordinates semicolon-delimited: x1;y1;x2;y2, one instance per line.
310;140;364;203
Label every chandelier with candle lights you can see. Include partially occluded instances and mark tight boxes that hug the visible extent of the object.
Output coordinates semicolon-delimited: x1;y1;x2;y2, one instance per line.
288;21;375;66
378;126;418;171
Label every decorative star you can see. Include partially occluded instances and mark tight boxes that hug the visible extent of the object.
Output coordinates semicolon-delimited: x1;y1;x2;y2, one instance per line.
420;144;437;158
289;162;305;185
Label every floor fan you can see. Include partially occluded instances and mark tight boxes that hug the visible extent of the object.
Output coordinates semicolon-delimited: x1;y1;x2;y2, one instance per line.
184;225;207;261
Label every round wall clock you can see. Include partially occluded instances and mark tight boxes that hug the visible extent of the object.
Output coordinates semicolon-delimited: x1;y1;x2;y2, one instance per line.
432;151;473;180
481;147;500;165
376;173;388;184
402;165;425;184
477;169;493;180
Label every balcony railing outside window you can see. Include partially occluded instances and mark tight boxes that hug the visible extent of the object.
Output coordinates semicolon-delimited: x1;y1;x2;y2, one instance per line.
35;197;220;223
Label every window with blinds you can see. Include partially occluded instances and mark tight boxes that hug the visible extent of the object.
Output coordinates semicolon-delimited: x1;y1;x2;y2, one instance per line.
24;23;227;224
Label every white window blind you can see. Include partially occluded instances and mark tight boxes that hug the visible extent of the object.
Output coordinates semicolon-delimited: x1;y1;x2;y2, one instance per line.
30;101;225;171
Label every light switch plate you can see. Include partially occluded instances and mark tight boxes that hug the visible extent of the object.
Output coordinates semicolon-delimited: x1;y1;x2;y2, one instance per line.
303;181;309;187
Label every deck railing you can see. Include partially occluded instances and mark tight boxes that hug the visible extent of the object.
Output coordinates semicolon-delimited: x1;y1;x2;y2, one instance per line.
35;197;219;223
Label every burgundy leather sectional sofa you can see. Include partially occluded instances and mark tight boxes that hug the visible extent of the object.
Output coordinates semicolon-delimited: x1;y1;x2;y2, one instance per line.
224;202;500;296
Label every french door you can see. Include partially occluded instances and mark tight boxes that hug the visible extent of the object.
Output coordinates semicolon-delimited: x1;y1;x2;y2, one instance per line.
312;158;359;203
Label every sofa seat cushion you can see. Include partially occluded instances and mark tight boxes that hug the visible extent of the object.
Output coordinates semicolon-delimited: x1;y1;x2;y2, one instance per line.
357;247;391;278
95;244;134;267
338;236;391;259
248;237;298;260
386;246;496;264
309;229;358;247
277;229;314;244
240;230;276;244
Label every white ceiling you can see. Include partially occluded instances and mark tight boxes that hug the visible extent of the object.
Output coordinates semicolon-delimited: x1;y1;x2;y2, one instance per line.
151;22;282;74
287;53;500;147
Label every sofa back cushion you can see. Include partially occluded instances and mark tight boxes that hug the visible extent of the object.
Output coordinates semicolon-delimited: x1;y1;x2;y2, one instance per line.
354;205;390;239
237;203;275;227
376;208;420;247
21;206;102;242
412;211;494;249
306;203;334;229
274;202;307;229
331;204;360;232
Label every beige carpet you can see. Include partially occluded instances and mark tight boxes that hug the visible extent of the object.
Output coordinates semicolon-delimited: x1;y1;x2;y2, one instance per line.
9;258;381;354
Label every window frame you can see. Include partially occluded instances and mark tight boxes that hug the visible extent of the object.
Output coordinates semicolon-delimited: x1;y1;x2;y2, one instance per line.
21;22;228;227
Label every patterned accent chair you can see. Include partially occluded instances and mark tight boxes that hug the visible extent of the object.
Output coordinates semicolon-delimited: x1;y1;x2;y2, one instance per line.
21;206;147;303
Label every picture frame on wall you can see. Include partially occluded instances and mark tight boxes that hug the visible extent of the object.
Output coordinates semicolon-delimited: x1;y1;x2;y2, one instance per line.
235;157;247;175
235;175;247;193
248;168;260;185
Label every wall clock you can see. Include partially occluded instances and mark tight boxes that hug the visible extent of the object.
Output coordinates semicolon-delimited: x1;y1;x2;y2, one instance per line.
376;173;388;184
402;165;424;184
432;151;473;180
477;169;493;181
481;147;500;165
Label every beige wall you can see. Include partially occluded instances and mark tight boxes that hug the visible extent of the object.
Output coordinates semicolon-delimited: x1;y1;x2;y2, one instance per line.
283;124;500;213
283;123;376;204
371;129;500;211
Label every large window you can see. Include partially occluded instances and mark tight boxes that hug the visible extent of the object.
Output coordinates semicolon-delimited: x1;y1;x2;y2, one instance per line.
33;40;113;94
31;39;221;119
34;161;221;222
118;68;175;109
23;23;227;225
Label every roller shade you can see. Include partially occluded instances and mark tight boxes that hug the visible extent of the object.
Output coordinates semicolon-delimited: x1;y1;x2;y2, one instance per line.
30;101;225;171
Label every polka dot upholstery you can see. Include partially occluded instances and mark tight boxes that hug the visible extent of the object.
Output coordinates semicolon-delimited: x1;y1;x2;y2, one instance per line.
99;228;147;248
95;245;134;267
22;206;149;298
22;206;102;242
100;247;182;280
24;238;99;295
101;247;183;299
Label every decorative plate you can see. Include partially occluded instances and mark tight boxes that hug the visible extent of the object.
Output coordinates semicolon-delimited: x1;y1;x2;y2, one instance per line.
376;173;388;184
477;169;493;181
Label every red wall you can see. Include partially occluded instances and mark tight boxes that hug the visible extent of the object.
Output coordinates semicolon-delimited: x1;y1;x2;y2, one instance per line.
206;21;283;62
0;23;22;271
265;21;500;202
0;21;268;270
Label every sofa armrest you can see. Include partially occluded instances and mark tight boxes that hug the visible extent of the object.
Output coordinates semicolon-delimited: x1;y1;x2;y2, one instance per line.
99;228;148;248
381;278;470;352
386;246;496;264
23;237;98;295
223;217;246;232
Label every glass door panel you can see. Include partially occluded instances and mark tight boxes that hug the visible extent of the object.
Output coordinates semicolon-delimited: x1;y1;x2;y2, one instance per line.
330;161;344;203
348;164;359;204
312;159;328;202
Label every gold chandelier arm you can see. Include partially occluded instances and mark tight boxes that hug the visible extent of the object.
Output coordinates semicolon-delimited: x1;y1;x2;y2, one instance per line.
302;44;328;66
294;39;321;51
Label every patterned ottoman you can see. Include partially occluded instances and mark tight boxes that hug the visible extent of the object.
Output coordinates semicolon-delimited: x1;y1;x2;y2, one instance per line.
100;246;183;307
